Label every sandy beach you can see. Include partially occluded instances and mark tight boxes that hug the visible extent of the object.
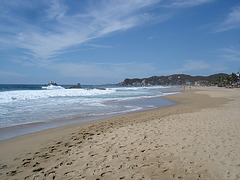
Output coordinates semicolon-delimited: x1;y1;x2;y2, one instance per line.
0;86;240;179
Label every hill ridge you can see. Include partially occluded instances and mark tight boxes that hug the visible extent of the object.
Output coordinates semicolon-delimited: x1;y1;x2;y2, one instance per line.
118;73;229;86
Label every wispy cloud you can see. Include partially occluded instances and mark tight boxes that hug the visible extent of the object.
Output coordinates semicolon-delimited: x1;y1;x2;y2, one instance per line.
221;47;240;62
180;60;210;71
216;5;240;32
161;59;226;75
48;62;157;80
49;59;229;82
45;0;67;21
0;0;160;62
164;0;215;8
0;70;27;77
0;0;219;66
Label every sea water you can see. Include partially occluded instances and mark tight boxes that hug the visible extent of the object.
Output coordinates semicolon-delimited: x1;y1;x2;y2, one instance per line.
0;84;180;140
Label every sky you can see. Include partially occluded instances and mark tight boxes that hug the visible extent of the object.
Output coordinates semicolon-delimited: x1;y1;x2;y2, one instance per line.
0;0;240;85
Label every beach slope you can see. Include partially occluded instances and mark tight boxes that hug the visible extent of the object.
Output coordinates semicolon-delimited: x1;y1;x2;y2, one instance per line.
0;87;240;179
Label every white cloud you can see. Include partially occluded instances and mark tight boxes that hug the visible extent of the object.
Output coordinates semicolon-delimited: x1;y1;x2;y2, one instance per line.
45;0;67;21
221;47;240;62
216;5;240;32
177;60;210;73
0;70;27;77
0;0;218;65
160;59;226;75
48;62;157;80
165;0;214;8
0;0;160;62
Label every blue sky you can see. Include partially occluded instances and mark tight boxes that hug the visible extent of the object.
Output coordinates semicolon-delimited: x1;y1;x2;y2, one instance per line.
0;0;240;84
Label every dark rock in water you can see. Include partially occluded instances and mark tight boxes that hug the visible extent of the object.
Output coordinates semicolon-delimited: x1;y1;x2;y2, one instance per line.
69;83;82;89
68;83;106;90
48;81;57;85
96;88;106;90
86;87;106;90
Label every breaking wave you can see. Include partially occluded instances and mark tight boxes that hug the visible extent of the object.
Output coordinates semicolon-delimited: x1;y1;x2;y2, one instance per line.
0;88;116;103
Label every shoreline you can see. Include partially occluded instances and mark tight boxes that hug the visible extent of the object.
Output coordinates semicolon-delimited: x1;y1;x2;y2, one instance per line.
0;90;179;141
1;86;240;179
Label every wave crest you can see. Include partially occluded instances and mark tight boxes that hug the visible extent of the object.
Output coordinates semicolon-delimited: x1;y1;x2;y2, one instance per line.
42;85;64;90
0;88;116;103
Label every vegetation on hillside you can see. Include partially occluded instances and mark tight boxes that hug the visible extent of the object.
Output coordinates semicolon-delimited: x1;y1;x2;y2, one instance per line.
211;73;240;87
118;73;240;87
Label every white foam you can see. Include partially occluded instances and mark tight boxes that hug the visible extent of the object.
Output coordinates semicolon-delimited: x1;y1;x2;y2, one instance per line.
0;85;181;132
90;106;143;116
42;85;64;90
0;88;116;103
162;92;181;96
112;86;175;91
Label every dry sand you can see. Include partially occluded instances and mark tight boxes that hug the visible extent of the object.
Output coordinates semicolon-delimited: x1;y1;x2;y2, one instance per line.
0;86;240;180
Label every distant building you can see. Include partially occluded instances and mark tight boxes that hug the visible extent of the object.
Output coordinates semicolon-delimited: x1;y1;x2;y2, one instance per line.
195;81;208;86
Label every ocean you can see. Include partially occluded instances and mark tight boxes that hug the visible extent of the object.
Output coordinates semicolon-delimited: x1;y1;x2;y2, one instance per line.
0;84;180;140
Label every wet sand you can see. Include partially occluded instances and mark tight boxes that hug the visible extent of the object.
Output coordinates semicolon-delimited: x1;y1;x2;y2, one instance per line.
0;86;240;179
